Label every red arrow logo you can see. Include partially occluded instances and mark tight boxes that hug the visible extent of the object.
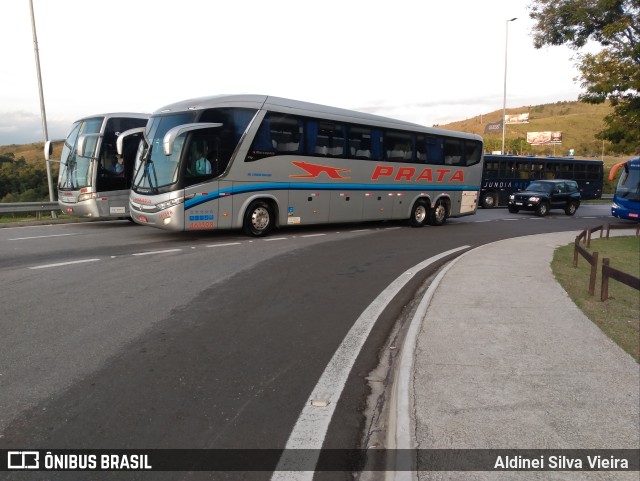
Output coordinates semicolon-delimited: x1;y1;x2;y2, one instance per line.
290;161;351;179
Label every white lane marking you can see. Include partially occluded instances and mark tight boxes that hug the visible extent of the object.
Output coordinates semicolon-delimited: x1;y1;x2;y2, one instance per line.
29;258;100;270
503;218;520;221
132;249;182;256
9;233;78;241
271;245;470;479
301;234;327;238
264;237;288;242
350;229;372;233
206;242;242;248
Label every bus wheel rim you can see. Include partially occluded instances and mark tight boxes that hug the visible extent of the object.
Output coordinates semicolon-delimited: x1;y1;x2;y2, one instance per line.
252;207;270;230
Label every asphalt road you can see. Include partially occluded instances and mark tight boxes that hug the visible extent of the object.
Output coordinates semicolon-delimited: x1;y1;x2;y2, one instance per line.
0;204;614;480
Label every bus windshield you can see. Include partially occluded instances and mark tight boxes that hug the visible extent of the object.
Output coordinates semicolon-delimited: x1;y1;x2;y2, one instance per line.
132;113;195;192
617;165;640;201
132;108;256;192
58;117;103;190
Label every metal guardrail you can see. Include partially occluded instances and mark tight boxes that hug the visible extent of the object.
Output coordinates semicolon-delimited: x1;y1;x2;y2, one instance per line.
0;202;59;214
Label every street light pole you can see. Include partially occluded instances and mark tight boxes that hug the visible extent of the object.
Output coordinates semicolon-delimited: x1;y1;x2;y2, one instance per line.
29;0;56;215
501;17;517;155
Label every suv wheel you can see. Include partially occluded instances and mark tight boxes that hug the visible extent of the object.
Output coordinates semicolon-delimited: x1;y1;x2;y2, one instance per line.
508;205;519;214
565;201;578;216
535;202;549;217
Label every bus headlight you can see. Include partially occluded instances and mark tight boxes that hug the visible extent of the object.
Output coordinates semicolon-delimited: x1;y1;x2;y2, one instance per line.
77;192;97;202
156;197;184;210
611;202;621;209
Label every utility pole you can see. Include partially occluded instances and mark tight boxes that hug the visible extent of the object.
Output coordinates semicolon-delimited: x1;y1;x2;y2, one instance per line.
501;17;517;155
29;0;56;217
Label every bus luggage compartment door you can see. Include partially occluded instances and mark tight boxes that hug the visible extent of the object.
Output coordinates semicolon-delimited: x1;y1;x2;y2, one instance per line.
363;190;394;220
288;188;330;225
329;190;364;223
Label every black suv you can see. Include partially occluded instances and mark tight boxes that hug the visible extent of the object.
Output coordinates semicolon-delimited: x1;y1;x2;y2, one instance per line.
508;180;581;216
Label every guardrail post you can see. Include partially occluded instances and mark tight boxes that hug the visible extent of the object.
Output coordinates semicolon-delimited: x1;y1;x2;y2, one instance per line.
586;229;592;248
606;223;611;239
601;258;610;301
573;236;579;268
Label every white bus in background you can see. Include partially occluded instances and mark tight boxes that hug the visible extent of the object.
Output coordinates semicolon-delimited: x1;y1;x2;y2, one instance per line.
46;113;149;219
122;95;483;236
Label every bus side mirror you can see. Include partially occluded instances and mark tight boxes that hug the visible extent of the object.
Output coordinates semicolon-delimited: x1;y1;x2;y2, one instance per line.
44;140;52;161
162;122;223;156
77;133;101;158
117;127;146;156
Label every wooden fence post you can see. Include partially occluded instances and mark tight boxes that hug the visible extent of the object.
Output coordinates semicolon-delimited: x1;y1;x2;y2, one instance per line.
588;251;599;296
601;258;610;301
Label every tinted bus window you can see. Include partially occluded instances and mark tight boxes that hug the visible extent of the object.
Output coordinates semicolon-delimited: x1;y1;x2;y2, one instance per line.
349;126;382;161
385;131;414;162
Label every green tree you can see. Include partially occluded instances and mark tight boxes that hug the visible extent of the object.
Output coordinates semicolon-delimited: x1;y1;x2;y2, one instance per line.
529;0;639;152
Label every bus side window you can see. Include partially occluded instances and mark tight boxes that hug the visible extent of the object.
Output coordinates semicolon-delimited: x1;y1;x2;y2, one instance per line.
384;131;413;162
443;138;463;165
246;115;276;161
464;140;481;166
544;163;556;180
349;126;372;159
423;135;443;164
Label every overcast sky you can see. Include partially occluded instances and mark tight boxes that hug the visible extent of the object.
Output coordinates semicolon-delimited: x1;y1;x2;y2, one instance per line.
1;0;588;146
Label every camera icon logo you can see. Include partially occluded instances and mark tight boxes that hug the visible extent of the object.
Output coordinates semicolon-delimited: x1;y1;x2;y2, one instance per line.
8;451;40;469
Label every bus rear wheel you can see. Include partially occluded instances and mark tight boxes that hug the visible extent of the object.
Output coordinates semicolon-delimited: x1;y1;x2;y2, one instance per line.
243;200;274;237
409;200;428;227
427;200;447;226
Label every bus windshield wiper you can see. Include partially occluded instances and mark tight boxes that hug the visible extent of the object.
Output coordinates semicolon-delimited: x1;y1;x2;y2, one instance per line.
138;146;158;194
143;160;159;194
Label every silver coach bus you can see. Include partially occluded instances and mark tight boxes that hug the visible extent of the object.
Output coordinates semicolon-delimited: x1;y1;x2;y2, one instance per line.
46;113;149;219
122;95;483;236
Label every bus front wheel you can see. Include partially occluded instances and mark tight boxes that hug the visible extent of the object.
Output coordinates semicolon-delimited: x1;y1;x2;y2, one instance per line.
409;200;428;227
243;201;274;237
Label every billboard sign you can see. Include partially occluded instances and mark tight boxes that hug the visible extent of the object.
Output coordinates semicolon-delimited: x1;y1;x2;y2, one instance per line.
504;113;529;124
527;131;562;145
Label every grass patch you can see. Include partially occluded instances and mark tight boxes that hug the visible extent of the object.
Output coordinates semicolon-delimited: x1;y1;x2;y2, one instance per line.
0;212;74;223
552;235;640;362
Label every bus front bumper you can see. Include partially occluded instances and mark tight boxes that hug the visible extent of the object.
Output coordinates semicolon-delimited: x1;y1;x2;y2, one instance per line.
611;202;640;220
130;203;185;231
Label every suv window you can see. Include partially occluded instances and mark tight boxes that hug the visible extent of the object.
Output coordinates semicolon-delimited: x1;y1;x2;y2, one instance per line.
566;181;578;193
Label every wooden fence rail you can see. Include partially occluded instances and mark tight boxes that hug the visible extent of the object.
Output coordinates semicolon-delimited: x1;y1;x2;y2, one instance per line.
574;223;639;300
601;258;640;301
